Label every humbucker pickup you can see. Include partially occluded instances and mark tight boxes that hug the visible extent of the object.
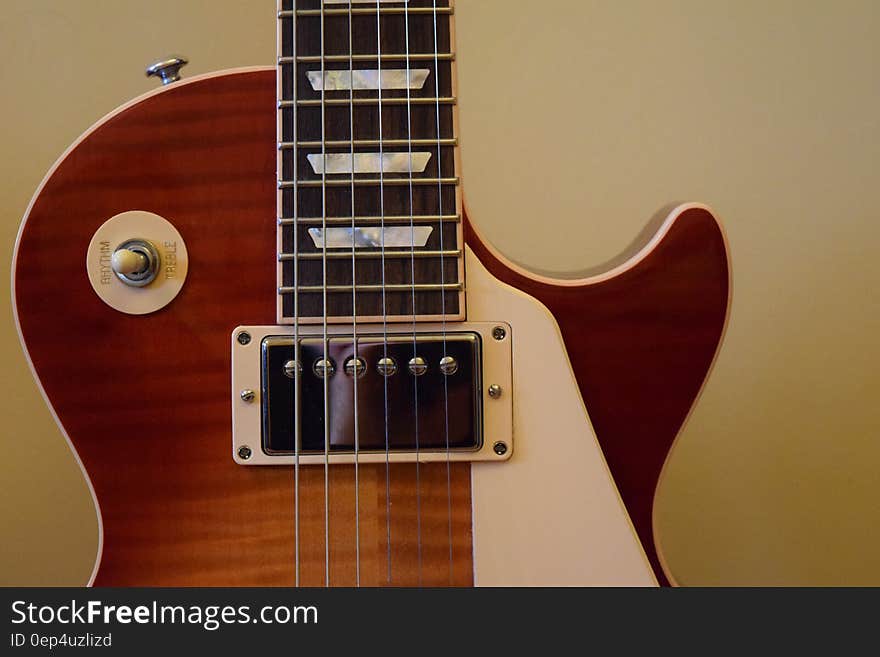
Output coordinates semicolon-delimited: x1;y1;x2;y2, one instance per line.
231;323;513;465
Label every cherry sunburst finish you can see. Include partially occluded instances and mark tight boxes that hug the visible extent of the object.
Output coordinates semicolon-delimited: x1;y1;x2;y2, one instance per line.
12;1;729;587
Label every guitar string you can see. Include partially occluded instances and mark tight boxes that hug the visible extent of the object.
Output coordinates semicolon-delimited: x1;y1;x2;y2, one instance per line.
376;0;393;585
320;0;331;588
403;0;424;586
432;0;454;584
347;0;361;588
289;0;302;589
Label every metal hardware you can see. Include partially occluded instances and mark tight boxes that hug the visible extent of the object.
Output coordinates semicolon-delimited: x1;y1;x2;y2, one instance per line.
237;446;252;460
313;358;335;378
264;334;480;456
324;0;409;4
280;97;457;108
281;139;457;150
111;239;160;287
145;56;188;85
279;283;463;295
377;357;397;377
344;357;367;378
307;226;433;249
493;441;508;456
279;214;460;226
488;384;503;399
237;332;252;346
284;7;454;17
231;323;513;466
439;356;459;375
283;360;300;378
280;177;460;189
408;356;428;376
281;249;462;261
288;54;454;64
240;389;256;403
492;326;507;341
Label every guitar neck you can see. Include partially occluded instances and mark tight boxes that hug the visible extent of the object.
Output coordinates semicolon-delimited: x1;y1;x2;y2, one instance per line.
277;0;464;324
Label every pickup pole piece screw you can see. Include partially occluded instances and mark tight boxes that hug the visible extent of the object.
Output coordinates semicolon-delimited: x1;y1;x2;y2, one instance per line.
313;358;336;378
237;332;252;346
492;326;507;341
493;441;508;456
408;356;428;376
344;356;367;378
377;357;397;377
240;389;256;403
488;384;503;399
283;360;301;378
439;355;458;375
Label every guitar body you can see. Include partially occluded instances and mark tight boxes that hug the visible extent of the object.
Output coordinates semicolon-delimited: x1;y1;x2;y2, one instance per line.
13;69;729;586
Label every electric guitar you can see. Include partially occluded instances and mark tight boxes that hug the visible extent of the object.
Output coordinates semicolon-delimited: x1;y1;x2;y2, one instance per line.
12;0;729;586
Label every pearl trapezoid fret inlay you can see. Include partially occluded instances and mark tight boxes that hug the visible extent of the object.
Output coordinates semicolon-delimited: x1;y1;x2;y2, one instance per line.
308;226;433;249
307;69;430;91
307;152;432;175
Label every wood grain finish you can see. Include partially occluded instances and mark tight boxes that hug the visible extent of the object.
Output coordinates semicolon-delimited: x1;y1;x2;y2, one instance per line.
465;206;730;586
15;69;729;586
15;70;471;586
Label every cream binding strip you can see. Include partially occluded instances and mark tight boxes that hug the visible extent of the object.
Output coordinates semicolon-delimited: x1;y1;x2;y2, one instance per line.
307;152;431;175
308;226;433;249
307;69;430;91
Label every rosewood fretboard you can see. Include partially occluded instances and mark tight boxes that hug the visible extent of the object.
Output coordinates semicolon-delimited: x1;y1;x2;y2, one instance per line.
278;0;463;323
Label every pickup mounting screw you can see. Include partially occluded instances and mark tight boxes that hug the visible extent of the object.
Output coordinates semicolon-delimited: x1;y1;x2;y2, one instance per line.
493;441;508;456
237;331;252;346
488;384;503;399
240;389;256;403
492;326;507;341
237;445;253;460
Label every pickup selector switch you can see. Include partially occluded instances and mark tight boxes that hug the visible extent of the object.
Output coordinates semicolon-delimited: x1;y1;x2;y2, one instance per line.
86;210;188;315
111;239;161;287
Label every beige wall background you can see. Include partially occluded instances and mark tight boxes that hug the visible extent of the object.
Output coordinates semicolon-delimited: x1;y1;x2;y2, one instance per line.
1;0;877;586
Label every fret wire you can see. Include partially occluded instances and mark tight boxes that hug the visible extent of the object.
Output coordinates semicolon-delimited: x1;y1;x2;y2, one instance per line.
282;8;454;17
282;97;456;107
283;53;454;63
279;214;460;225
280;177;459;188
280;283;463;294
281;138;457;149
281;250;462;260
